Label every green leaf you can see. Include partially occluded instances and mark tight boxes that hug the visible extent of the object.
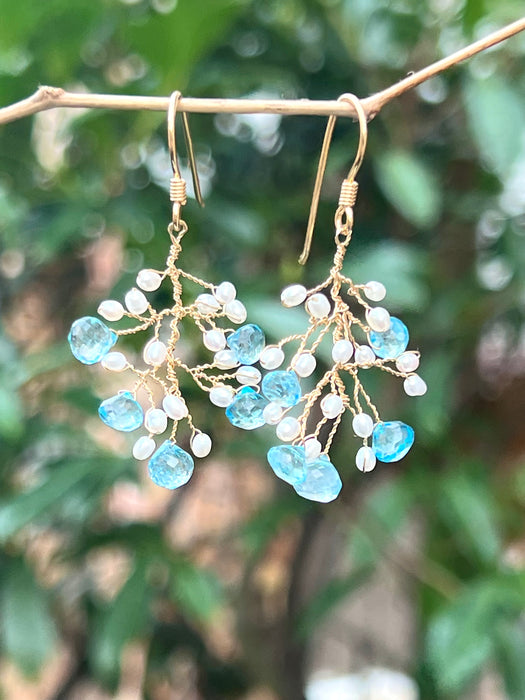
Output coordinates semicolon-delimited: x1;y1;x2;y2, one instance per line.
0;558;57;676
375;149;442;228
494;621;525;700
0;385;24;440
170;561;223;623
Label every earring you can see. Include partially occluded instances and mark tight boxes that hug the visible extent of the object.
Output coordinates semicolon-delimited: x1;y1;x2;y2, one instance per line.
68;91;267;489
251;93;427;502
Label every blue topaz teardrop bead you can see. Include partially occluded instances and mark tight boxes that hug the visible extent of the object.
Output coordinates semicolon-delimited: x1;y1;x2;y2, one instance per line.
98;391;144;432
226;324;265;365
262;370;301;407
148;440;194;489
368;317;409;359
267;445;306;485
68;316;117;364
293;454;342;503
225;386;268;430
372;420;414;462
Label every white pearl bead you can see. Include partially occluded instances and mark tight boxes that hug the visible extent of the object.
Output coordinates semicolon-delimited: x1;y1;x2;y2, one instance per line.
354;345;376;365
143;340;167;366
125;288;149;315
236;365;261;385
132;436;156;460
224;299;247;324
191;432;212;458
367;307;391;332
276;416;301;442
304;437;322;462
281;284;307;307
203;329;226;352
404;374;427;396
396;352;420;373
306;293;331;318
214;281;236;304
356;446;376;473
263;402;284;425
101;351;127;372
320;394;344;419
145;408;168;434
195;293;221;315
209;385;235;407
332;339;354;364
98;299;124;322
352;412;374;438
136;269;162;292
364;281;386;302
214;349;239;369
162;394;188;420
259;346;285;370
293;353;316;377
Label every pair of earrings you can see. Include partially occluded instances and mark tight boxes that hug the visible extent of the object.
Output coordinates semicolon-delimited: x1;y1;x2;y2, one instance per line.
68;92;426;503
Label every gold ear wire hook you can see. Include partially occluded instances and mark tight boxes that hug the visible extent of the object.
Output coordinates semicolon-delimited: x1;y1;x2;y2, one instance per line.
299;93;368;265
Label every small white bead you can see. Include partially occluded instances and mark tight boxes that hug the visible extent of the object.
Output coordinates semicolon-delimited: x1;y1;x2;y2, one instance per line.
101;351;128;372
195;293;221;315
214;281;236;304
354;345;376;365
276;416;301;442
145;408;168;434
136;269;162;292
332;339;354;364
125;288;149;315
162;394;188;420
364;281;386;302
396;352;420;373
143;340;167;366
214;349;239;369
306;293;331;318
304;437;322;462
281;284;307;307
224;299;247;324
236;365;261;385
263;402;284;425
132;436;156;460
259;346;285;370
320;393;344;419
203;329;226;352
293;353;316;377
356;446;376;473
209;384;235;407
404;374;428;396
352;412;374;438
98;299;124;322
191;432;212;458
367;307;391;332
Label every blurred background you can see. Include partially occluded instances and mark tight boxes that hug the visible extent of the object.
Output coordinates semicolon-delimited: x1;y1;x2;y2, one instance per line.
1;0;525;698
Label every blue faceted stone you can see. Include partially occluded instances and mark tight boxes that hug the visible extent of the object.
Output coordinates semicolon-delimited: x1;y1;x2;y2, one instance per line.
372;421;415;462
368;317;409;359
225;386;268;430
98;391;144;432
68;316;117;364
293;454;342;503
148;440;194;489
262;370;302;407
227;324;265;365
267;445;306;485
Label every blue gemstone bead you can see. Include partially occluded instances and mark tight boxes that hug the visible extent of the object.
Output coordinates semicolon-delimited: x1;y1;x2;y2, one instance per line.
262;370;302;407
68;316;117;365
226;324;265;365
293;454;342;503
225;386;269;430
368;317;409;359
148;440;194;489
98;391;144;432
267;445;306;485
372;421;414;462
